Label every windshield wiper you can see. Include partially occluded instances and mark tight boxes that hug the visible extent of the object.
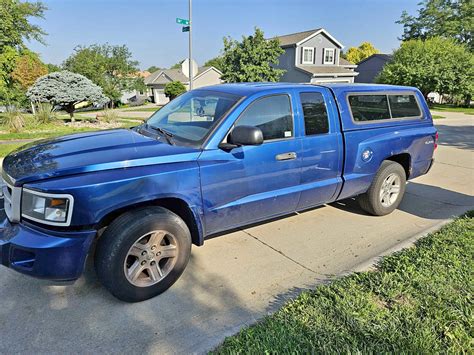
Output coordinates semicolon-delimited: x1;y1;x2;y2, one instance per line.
146;124;174;145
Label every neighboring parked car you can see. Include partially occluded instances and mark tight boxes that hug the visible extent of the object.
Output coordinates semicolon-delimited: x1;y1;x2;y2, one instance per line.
0;83;437;302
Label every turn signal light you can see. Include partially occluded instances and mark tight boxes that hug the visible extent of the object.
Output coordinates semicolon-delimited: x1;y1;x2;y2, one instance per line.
434;131;439;150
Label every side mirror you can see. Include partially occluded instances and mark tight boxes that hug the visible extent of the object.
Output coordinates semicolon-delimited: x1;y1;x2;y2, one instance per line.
228;125;264;147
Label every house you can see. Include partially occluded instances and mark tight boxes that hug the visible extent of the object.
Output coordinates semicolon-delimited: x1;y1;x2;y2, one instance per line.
355;54;393;83
120;71;151;104
272;28;358;84
144;59;223;104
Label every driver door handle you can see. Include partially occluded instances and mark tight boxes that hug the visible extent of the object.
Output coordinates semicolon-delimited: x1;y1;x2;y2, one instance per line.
275;152;297;161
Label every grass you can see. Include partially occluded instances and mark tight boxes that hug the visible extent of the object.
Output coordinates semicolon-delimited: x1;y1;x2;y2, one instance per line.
124;106;160;112
0;143;27;157
430;104;474;115
214;212;474;354
432;114;446;119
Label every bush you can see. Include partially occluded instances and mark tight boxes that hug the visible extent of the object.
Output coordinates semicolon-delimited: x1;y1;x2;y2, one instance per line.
164;81;186;100
34;102;56;124
96;109;118;123
3;110;25;132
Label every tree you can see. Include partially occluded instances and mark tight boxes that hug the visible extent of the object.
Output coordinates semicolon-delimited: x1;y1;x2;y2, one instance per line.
377;38;474;103
398;0;473;51
345;42;380;64
11;50;47;90
221;28;285;82
164;81;186;100
63;44;142;107
204;56;224;71
0;0;47;49
26;71;109;120
146;65;160;73
170;61;184;69
46;63;61;73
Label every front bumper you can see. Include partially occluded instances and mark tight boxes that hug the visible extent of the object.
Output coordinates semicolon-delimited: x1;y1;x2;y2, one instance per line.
0;208;96;281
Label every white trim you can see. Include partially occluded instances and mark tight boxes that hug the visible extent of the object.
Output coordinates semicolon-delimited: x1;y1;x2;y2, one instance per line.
301;47;314;64
21;188;75;227
323;48;335;65
295;28;344;49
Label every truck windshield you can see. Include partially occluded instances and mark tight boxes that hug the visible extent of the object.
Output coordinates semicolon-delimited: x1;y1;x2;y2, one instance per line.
146;90;241;144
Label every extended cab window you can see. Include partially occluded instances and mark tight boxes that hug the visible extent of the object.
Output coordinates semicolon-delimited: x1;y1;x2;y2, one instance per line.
236;95;293;141
300;92;329;135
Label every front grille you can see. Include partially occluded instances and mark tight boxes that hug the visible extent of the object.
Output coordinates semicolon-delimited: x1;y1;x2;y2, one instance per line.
2;181;21;223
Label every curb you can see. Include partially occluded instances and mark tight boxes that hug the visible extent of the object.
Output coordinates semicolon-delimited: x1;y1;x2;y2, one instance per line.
350;218;455;274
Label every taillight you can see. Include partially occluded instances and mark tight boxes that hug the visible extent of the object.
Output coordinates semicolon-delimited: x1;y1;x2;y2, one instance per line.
434;131;439;150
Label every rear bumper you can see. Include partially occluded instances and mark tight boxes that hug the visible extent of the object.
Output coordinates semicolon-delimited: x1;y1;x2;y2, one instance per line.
0;208;96;281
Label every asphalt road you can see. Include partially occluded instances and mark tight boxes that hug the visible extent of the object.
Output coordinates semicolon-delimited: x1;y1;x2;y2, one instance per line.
0;112;472;354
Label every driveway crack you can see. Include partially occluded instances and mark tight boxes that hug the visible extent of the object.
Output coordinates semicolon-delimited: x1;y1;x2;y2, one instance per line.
240;229;318;274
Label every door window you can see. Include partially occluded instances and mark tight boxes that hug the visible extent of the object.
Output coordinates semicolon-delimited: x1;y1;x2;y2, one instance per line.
300;92;329;135
236;95;293;141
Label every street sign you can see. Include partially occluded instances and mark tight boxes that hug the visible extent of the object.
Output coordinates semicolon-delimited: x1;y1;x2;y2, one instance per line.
176;18;190;25
182;26;190;32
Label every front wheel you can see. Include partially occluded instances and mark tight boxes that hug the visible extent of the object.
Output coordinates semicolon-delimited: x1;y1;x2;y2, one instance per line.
358;160;407;216
95;207;191;302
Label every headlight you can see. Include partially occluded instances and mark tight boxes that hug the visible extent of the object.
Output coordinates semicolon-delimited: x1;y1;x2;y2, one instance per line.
21;189;74;226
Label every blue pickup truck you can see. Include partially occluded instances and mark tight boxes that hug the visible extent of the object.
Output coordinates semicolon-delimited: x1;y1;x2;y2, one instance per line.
0;83;437;302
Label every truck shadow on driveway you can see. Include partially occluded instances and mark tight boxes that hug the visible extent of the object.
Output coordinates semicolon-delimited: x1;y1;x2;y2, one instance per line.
331;182;474;220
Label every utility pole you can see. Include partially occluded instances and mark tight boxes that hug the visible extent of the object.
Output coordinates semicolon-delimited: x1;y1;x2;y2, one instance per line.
188;0;193;90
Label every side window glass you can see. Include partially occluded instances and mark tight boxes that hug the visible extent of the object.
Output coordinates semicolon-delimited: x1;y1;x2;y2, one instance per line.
236;95;293;141
349;95;390;121
389;95;421;118
300;92;329;135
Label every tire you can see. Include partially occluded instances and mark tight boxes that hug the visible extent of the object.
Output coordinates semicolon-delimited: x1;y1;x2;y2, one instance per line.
95;207;192;302
358;160;407;216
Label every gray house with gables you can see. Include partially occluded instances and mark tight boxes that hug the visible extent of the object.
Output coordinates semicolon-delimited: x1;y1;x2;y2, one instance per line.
272;28;358;84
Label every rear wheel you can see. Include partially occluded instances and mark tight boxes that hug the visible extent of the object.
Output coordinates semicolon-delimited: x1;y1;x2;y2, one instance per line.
358;160;407;216
95;207;191;302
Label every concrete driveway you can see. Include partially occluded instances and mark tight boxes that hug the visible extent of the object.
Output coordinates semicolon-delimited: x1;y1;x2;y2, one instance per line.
0;112;472;354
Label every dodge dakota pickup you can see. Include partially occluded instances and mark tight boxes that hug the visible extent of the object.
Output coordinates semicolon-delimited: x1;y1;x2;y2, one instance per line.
0;83;437;302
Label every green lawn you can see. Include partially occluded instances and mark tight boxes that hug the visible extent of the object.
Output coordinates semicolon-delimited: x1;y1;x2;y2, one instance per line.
430;104;474;115
124;107;160;112
0;143;27;157
432;114;446;119
214;212;474;354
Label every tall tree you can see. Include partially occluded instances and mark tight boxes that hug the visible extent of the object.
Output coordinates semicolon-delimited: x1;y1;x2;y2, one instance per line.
398;0;473;51
377;37;473;103
11;49;47;90
27;71;109;120
204;56;224;71
146;65;160;73
63;44;142;107
0;0;47;49
345;42;380;64
221;27;285;82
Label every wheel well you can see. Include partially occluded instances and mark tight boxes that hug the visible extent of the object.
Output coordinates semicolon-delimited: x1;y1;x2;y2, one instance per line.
97;198;202;246
386;153;411;179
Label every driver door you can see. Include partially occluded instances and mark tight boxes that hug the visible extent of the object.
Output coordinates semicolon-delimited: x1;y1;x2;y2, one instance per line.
198;93;302;235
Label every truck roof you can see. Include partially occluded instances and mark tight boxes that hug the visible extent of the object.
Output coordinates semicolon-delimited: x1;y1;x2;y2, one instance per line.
200;82;419;96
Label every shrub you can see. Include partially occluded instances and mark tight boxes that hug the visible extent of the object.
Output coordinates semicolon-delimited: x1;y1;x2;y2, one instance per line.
34;102;56;124
3;110;25;132
164;81;186;100
96;109;118;123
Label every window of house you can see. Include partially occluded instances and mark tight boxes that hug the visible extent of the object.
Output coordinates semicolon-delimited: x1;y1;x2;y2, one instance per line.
300;92;329;135
302;47;314;64
323;48;335;64
348;93;422;122
236;95;293;141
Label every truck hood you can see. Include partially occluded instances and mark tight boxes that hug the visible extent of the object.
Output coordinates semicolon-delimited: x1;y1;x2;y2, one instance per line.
2;129;201;185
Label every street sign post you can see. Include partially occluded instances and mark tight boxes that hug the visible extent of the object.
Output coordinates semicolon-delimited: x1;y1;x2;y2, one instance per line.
176;18;189;25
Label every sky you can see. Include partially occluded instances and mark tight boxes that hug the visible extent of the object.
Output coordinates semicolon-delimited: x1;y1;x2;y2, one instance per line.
28;0;420;70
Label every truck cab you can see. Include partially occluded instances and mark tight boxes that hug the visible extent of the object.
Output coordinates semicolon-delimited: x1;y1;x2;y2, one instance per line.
0;83;437;302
